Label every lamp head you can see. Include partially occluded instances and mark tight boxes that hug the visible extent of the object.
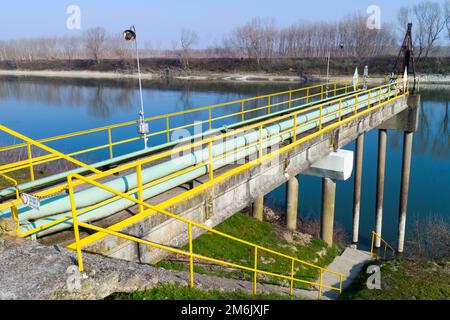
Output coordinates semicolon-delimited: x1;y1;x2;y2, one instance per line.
123;27;136;41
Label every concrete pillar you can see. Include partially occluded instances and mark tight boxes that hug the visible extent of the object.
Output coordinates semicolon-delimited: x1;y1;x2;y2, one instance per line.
397;132;413;253
352;134;364;246
253;193;264;221
321;177;336;246
375;129;387;248
285;176;299;231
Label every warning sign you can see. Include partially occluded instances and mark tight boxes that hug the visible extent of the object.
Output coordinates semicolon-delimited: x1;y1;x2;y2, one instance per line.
20;193;40;210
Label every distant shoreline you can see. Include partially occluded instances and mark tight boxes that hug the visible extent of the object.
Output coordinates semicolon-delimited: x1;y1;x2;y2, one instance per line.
0;69;449;85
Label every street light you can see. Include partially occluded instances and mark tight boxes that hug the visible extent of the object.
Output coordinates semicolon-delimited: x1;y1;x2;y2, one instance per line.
325;43;344;98
123;26;149;149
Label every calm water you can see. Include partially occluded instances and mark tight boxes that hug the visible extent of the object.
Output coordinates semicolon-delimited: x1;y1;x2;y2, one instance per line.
0;77;448;248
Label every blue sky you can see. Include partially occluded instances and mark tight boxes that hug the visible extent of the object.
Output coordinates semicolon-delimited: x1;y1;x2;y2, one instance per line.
0;0;434;48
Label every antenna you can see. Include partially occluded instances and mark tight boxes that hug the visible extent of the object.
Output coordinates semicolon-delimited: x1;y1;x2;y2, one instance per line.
123;26;149;149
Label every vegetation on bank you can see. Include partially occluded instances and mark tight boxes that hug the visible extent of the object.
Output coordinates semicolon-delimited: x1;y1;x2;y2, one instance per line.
109;283;301;300
2;56;450;77
339;257;450;300
156;213;343;291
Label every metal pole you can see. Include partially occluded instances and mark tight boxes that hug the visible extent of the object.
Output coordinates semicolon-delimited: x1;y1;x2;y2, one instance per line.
286;176;299;231
352;134;364;246
375;129;387;248
397;132;413;253
326;50;331;98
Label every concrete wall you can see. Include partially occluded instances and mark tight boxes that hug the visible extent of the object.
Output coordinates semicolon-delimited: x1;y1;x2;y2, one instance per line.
84;96;409;264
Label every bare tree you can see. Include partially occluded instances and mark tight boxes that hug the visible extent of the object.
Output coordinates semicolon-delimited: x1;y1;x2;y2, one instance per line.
445;0;450;39
83;27;108;64
179;28;199;70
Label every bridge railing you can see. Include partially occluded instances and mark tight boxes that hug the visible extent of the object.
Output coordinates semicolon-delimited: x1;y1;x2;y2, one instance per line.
66;172;345;300
16;80;408;243
0;80;353;189
370;231;396;259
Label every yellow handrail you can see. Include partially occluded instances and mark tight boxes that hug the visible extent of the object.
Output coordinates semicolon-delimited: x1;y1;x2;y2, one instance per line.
370;231;396;259
67;173;345;299
13;80;408;238
0;80;352;184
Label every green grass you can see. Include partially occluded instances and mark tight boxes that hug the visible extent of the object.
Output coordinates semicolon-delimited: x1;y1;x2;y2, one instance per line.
156;213;342;291
339;257;450;300
109;283;303;300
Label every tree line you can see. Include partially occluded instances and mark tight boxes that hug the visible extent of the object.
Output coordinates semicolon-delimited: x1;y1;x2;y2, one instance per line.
0;0;448;66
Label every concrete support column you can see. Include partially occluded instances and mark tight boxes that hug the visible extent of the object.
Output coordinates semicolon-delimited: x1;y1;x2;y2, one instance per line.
397;132;413;253
321;177;336;246
285;176;299;231
375;129;387;248
253;193;264;221
352;134;364;246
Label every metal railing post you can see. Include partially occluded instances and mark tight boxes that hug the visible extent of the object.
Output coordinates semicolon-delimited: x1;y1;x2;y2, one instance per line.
166;115;170;143
11;205;20;235
319;105;323;130
188;222;194;288
68;176;84;272
370;232;375;257
354;94;358;115
293;114;297;143
290;259;295;296
208;107;213;130
208;140;214;181
107;128;114;159
338;100;342;121
268;96;271;114
306;88;310;104
136;163;143;214
27;143;35;181
253;247;258;295
258;125;263;159
241;101;245;122
288;91;292;109
318;269;323;300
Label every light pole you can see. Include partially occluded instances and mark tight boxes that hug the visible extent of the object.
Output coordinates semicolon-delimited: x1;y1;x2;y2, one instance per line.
124;26;149;149
325;43;344;98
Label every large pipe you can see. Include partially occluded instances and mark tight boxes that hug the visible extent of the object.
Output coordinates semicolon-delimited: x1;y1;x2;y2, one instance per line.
19;87;398;236
352;134;364;246
375;129;387;248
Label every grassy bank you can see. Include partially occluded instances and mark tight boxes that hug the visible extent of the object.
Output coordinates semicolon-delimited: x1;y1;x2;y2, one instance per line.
156;213;343;291
339;257;450;300
109;283;301;300
2;57;449;77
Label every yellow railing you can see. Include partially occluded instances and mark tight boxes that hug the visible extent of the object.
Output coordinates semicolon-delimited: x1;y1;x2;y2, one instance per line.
370;231;396;259
0;81;353;186
67;173;345;300
12;80;408;239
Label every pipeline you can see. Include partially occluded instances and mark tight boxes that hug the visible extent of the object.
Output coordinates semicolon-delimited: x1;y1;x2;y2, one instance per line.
18;86;399;237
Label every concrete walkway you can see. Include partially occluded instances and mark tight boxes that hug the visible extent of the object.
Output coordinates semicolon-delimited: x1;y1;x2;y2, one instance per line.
319;247;372;299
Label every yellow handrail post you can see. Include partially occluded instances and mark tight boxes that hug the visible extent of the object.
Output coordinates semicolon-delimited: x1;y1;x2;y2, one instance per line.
339;274;343;293
68;176;84;273
11;205;20;235
319;105;323;130
354;94;359;115
136;163;143;214
293;115;297;143
188;222;194;288
241;101;245;122
208;107;213;130
370;232;375;258
258;125;263;159
253;247;258;295
107;128;114;159
27;143;35;181
288;91;292;109
268;96;271;114
165;115;170;143
318;269;323;300
208;140;214;181
338;100;342;121
306;88;310;104
290;259;295;296
334;83;337;96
